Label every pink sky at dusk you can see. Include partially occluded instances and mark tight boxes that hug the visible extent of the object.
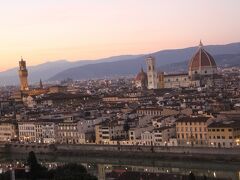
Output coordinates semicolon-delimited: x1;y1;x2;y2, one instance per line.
0;0;239;71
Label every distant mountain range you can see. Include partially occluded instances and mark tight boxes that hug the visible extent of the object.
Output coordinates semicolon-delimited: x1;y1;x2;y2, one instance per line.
49;42;240;81
0;55;141;86
0;42;240;85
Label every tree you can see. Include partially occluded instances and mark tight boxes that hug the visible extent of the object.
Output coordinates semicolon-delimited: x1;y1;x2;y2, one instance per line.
27;151;48;180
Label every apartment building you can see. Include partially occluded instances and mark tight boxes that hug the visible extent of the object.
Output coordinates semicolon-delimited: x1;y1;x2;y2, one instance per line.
57;117;80;144
208;120;240;148
18;121;36;143
176;116;212;147
0;122;17;142
95;120;127;144
140;126;176;146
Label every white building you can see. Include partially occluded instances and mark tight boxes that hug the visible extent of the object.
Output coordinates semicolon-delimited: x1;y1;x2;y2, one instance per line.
18;122;36;143
128;125;154;143
140;126;176;146
18;121;57;143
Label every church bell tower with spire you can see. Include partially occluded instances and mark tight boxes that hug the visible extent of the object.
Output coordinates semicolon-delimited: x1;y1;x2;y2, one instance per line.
18;57;29;91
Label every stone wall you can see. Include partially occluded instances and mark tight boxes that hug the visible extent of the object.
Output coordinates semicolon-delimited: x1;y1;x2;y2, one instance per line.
56;144;240;156
1;143;240;161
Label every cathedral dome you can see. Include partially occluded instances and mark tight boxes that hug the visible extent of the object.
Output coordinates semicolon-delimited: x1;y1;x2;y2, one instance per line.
189;41;217;72
135;67;147;82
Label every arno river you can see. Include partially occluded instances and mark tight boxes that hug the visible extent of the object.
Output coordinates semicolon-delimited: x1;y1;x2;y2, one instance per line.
0;153;239;180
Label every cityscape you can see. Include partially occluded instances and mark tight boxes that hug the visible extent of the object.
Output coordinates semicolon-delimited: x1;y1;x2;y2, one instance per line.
0;1;240;180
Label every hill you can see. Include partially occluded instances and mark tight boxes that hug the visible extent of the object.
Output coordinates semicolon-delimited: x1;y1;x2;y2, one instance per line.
0;55;141;85
49;42;240;81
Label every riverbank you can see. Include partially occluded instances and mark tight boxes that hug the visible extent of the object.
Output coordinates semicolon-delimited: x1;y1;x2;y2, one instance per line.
2;143;240;162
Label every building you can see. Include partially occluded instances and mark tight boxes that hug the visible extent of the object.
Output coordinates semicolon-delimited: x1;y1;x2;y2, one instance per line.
208;120;240;148
35;121;57;144
49;85;67;94
95;120;127;144
137;108;179;116
146;56;158;89
163;73;192;89
128;125;154;144
135;67;148;89
189;41;217;81
176;116;212;146
0;122;17;142
18;121;36;143
141;126;176;146
145;41;220;89
18;121;57;143
57;117;80;144
18;58;29;91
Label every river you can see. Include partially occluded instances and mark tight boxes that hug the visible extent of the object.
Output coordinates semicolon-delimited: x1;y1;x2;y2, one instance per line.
0;153;239;180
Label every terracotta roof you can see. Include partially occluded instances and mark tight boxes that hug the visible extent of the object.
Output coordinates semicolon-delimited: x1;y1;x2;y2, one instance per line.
176;116;211;123
189;44;217;71
208;120;240;128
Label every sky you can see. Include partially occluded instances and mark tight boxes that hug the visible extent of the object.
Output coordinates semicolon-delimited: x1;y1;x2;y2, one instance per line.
0;0;240;71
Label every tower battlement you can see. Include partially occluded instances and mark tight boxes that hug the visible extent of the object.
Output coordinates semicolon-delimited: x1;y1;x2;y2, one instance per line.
18;58;29;91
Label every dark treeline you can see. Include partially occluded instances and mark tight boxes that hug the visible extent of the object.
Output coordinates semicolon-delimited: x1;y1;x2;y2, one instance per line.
0;151;97;180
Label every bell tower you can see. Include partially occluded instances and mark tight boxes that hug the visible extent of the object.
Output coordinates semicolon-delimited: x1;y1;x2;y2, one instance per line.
146;56;158;89
18;57;29;91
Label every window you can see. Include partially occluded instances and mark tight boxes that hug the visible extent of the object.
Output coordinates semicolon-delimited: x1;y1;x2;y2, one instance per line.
228;129;232;132
205;71;207;74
